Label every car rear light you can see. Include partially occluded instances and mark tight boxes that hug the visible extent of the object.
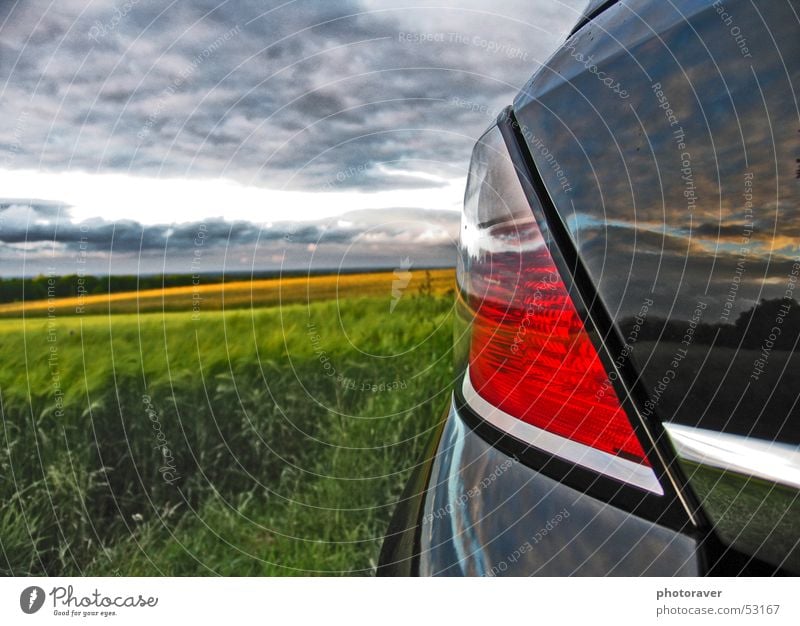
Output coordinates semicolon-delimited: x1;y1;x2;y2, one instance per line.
457;124;661;494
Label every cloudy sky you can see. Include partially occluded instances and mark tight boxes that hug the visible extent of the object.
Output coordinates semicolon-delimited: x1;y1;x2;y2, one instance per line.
0;0;586;276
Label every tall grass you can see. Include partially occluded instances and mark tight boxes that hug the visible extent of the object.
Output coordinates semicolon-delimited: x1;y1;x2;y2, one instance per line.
0;291;454;575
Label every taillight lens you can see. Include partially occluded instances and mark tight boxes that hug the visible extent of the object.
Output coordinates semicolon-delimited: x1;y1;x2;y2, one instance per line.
457;125;660;493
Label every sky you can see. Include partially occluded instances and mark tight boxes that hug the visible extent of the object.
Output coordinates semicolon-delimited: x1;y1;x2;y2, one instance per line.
0;0;586;276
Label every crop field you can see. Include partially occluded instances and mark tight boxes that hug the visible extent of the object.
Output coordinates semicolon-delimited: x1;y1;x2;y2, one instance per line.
0;270;455;575
0;268;455;317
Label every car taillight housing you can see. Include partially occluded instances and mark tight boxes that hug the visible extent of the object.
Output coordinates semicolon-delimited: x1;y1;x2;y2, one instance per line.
456;124;661;494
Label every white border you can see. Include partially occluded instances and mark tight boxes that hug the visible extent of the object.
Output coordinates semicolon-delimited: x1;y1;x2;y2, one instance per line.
1;577;798;622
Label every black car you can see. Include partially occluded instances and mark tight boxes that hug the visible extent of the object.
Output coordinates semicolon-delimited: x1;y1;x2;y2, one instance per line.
379;0;800;576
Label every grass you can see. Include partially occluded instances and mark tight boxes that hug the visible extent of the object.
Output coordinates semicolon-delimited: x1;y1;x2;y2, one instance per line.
0;270;456;575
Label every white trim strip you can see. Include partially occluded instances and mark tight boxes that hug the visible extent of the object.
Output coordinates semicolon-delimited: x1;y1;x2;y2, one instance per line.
461;368;663;494
664;422;800;490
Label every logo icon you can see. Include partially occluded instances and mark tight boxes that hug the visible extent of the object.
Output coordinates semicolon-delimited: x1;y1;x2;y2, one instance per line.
390;257;413;312
20;586;45;614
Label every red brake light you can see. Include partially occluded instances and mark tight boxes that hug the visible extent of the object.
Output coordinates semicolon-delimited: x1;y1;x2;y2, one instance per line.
467;217;648;463
457;125;660;493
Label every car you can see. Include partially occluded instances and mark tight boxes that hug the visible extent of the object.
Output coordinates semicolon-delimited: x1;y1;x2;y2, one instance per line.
378;0;800;576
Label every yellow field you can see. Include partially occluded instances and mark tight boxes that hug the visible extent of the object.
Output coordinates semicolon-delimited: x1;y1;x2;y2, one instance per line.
0;268;455;318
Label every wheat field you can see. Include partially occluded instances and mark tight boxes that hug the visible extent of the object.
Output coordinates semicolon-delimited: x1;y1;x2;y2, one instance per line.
0;269;455;318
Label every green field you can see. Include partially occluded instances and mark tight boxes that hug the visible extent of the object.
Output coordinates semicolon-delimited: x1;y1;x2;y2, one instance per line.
0;273;455;575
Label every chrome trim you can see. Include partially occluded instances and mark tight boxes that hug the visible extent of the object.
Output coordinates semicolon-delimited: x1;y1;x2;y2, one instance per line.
664;423;800;491
461;368;663;494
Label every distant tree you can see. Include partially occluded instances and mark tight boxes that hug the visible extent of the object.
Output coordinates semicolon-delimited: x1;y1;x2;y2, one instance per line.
416;270;433;299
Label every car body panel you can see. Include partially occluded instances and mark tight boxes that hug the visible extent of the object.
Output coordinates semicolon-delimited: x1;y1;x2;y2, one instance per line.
513;0;800;571
514;0;800;445
416;397;699;576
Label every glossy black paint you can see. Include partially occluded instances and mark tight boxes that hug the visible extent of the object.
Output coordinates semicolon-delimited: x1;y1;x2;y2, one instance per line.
514;0;800;572
569;0;620;36
515;0;800;445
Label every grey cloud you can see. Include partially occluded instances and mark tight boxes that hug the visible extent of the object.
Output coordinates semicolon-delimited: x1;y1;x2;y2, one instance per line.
0;204;459;275
0;0;584;192
0;199;70;219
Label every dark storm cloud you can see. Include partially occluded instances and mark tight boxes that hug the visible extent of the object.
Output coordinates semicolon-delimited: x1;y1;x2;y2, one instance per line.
0;0;585;191
0;202;459;276
0;202;457;250
0;199;69;218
